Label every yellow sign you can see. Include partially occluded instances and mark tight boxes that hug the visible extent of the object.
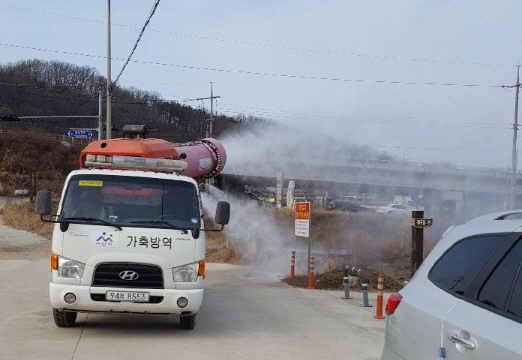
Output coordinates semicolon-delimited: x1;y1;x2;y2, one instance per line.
295;202;310;220
79;180;103;187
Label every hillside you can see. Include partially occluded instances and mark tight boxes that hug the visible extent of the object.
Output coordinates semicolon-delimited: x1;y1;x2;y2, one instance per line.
0;59;265;142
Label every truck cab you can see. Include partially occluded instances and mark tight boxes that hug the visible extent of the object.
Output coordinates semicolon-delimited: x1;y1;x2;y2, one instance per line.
36;136;229;330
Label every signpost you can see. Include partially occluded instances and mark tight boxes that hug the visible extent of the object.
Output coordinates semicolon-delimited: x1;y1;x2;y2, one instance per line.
295;202;311;278
295;202;310;237
68;130;93;139
410;211;433;276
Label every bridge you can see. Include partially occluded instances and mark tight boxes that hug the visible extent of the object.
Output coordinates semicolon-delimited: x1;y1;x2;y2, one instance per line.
220;158;522;219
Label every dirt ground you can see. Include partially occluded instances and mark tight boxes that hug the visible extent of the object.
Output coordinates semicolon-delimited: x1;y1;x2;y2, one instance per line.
283;266;407;292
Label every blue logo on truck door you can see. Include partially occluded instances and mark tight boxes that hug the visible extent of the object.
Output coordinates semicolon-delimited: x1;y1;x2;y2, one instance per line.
95;232;114;247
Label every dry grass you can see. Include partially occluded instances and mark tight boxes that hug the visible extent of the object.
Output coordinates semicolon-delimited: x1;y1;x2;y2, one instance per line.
266;207;442;284
0;131;81;192
204;215;241;263
2;201;53;239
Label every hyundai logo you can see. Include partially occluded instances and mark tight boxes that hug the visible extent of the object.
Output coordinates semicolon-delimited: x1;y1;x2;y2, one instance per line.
119;270;139;281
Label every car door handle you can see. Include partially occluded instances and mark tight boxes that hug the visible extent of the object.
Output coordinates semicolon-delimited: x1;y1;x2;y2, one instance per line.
449;331;477;350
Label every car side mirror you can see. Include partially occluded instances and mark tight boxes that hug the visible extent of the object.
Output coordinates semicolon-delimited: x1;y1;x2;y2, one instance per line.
35;190;52;215
215;201;230;226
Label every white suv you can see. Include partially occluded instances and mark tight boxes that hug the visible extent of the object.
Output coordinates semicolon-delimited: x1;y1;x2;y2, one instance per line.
381;210;522;360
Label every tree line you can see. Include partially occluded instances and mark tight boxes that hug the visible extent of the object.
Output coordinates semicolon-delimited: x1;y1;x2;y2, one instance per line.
0;59;268;142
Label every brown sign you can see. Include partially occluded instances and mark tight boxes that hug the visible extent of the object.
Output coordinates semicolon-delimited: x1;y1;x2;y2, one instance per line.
410;218;433;228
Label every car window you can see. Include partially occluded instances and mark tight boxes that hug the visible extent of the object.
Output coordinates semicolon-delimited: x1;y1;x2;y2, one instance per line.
429;235;505;296
478;240;522;311
61;174;199;229
508;269;522;318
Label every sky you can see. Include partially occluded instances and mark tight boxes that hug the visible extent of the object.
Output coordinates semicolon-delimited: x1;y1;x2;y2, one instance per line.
0;0;521;169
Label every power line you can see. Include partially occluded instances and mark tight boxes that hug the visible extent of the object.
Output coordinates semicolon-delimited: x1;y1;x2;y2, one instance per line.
113;0;161;84
0;79;98;104
217;102;509;129
216;109;510;135
0;78;185;105
0;42;503;89
376;145;506;153
0;77;511;131
0;3;515;69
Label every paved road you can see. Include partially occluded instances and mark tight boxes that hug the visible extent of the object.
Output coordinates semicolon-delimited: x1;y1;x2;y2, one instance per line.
0;217;385;360
0;196;23;208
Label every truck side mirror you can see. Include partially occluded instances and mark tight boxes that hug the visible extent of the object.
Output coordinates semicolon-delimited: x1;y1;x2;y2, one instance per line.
35;190;52;215
215;201;230;226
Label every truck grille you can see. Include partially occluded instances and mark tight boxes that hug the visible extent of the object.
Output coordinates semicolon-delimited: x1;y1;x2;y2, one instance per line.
92;263;164;289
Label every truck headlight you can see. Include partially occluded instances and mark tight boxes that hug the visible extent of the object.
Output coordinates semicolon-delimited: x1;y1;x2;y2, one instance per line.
172;263;198;283
58;256;85;279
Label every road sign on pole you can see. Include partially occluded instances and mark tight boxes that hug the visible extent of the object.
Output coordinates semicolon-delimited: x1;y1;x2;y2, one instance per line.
68;130;93;139
295;202;310;237
295;201;312;282
411;211;433;276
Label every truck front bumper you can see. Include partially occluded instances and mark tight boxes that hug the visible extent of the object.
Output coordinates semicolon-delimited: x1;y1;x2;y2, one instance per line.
50;282;203;315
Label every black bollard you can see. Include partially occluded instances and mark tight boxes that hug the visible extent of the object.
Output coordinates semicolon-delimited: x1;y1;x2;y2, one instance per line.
361;270;372;307
343;265;350;299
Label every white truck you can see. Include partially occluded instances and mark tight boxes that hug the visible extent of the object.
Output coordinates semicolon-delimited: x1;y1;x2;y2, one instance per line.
35;134;229;330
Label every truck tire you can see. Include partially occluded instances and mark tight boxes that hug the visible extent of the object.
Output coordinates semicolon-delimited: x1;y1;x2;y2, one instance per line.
180;314;196;330
53;308;77;327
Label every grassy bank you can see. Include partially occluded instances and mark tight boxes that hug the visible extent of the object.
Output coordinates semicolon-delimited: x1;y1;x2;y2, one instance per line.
3;201;53;239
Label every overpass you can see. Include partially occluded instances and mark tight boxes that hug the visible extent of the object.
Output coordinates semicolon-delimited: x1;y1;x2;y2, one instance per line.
220;159;522;219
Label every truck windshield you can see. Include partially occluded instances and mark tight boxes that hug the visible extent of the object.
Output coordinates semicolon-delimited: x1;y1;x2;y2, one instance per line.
60;175;200;230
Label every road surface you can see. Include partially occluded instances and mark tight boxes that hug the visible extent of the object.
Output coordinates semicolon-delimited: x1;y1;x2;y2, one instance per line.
0;214;385;360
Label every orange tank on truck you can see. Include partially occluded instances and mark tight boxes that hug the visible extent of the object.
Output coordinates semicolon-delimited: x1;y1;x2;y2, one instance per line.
80;137;227;179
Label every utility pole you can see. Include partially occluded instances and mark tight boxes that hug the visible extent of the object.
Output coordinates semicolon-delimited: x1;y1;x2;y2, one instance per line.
183;82;221;138
209;82;214;138
98;91;103;140
106;0;112;140
511;66;520;209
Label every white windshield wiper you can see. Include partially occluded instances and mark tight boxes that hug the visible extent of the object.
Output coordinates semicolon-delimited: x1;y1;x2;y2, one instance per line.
62;217;122;230
129;220;189;232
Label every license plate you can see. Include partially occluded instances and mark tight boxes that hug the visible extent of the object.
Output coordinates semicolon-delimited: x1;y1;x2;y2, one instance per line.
106;290;150;302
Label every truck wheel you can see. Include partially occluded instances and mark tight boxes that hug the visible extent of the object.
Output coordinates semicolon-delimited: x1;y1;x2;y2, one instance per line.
180;314;196;330
53;308;77;327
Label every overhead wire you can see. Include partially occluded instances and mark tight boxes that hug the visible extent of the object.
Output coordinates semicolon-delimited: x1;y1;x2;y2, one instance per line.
0;42;503;89
215;109;509;135
113;0;161;84
0;79;97;104
0;3;515;68
217;102;510;129
0;77;510;131
376;145;508;153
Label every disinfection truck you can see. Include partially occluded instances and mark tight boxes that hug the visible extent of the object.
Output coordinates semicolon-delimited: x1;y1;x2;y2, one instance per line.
35;130;229;330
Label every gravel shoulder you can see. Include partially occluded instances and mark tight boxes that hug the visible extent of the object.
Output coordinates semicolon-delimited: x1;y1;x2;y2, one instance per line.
0;213;48;260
